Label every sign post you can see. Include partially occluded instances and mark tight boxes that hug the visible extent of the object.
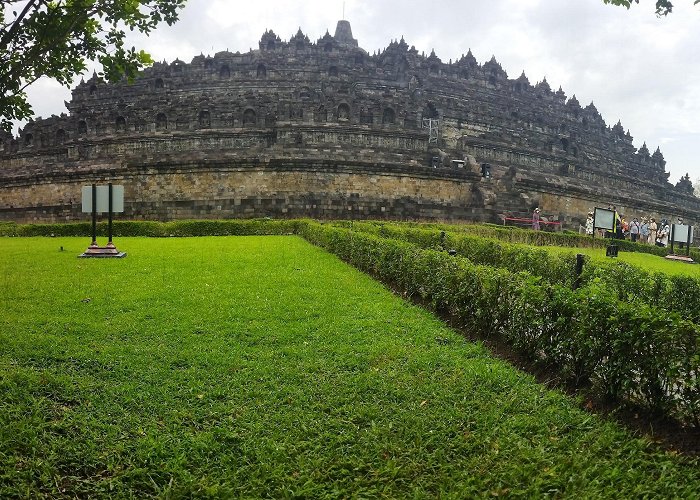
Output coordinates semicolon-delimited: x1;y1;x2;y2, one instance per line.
593;207;618;256
592;207;615;237
666;223;695;263
79;183;126;258
91;183;97;246
108;183;114;248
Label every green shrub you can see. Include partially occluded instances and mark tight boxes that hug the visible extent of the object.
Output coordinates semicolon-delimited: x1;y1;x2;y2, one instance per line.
161;218;304;236
344;222;700;323
690;247;700;261
0;219;308;238
0;221;19;236
397;220;671;257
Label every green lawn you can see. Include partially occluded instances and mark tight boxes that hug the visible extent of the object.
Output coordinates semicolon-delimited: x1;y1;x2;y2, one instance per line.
1;236;699;498
541;244;700;277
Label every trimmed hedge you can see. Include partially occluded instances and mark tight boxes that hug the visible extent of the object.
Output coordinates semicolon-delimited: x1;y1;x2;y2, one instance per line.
345;221;577;285
391;220;673;257
0;219;306;237
301;222;700;426
341;221;700;323
691;247;700;262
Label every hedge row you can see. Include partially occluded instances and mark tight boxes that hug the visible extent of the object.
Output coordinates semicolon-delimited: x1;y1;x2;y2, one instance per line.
300;222;700;426
402;220;700;261
691;247;700;262
2;217;694;259
341;222;700;323
0;219;306;237
389;220;674;257
344;221;578;285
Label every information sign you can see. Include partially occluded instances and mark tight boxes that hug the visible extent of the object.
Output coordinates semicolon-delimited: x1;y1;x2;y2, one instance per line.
82;185;124;213
593;207;615;231
672;224;693;244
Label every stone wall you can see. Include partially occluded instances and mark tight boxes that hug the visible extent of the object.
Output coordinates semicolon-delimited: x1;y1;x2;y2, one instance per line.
0;159;480;222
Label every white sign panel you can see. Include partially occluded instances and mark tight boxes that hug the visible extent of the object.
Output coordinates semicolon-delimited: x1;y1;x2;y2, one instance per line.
672;224;694;243
593;207;615;231
81;185;124;213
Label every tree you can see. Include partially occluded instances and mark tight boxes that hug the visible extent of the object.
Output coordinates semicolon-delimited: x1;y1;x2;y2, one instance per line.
0;0;186;131
603;0;700;16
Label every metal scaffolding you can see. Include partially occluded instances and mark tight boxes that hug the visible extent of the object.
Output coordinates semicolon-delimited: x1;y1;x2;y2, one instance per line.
422;118;439;144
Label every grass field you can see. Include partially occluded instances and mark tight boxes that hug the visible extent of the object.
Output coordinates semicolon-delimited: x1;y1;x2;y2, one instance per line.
1;236;699;498
540;244;700;277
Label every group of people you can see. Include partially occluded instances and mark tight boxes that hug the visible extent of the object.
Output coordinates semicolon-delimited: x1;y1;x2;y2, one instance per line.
530;206;686;248
583;207;681;248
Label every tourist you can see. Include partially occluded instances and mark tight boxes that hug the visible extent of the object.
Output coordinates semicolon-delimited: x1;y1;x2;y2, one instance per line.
605;205;615;238
620;216;629;239
613;206;622;239
648;217;658;245
532;207;541;230
640;217;649;244
629;217;640;243
585;211;594;236
657;219;670;247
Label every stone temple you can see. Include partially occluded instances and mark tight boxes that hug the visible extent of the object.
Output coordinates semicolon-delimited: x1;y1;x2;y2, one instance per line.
1;20;698;227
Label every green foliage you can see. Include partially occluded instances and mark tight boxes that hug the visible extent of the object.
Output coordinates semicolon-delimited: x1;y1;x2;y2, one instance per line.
603;0;700;16
439;221;669;258
343;221;700;323
0;0;186;131
0;218;306;237
162;218;305;236
690;247;700;261
302;222;700;426
5;218;698;322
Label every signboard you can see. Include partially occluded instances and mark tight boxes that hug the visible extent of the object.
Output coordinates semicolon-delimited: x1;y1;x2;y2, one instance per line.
593;207;615;231
81;185;124;213
672;224;694;243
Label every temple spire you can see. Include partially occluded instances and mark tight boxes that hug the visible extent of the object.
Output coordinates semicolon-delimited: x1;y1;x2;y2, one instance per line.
334;20;358;47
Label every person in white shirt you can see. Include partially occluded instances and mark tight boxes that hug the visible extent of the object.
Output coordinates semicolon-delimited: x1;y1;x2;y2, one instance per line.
648;218;658;245
585;211;594;236
657;219;670;247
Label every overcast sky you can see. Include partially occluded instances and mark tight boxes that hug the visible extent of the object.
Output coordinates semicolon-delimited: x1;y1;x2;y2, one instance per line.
18;0;700;185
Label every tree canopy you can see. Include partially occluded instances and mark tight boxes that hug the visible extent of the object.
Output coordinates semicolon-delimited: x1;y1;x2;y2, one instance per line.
603;0;700;16
0;0;186;131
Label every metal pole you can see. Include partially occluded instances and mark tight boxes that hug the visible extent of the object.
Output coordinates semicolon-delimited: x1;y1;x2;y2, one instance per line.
687;225;692;257
670;224;675;254
91;183;97;246
108;183;113;245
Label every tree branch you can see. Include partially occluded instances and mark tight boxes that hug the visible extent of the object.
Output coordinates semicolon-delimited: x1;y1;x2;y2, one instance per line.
0;0;40;49
2;2;97;88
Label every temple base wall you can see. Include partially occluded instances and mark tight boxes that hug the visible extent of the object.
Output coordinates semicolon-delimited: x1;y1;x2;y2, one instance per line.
0;161;485;223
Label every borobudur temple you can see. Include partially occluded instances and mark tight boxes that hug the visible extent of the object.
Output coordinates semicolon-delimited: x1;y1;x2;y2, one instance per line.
1;20;698;227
